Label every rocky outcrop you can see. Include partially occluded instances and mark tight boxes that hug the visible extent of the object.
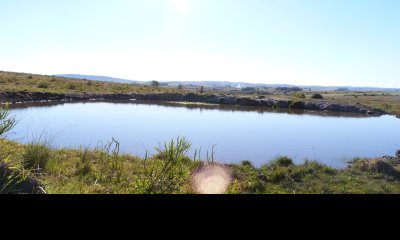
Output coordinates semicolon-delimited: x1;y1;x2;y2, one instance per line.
0;91;387;116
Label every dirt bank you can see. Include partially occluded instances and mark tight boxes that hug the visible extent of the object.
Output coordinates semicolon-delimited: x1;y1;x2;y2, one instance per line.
0;91;387;116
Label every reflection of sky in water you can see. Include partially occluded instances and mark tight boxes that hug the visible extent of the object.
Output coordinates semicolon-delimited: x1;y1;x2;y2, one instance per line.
8;102;400;168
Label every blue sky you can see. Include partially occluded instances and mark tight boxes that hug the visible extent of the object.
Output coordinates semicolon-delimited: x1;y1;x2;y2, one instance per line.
0;0;399;87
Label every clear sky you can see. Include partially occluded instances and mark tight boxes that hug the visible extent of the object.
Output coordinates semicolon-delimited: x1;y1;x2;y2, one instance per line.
0;0;399;87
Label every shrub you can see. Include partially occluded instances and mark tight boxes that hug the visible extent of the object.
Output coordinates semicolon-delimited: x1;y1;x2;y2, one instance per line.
311;93;324;99
0;105;16;137
0;105;16;162
241;160;254;168
150;80;160;87
270;170;286;183
321;166;336;175
270;156;294;168
292;92;306;99
37;83;48;89
133;137;192;194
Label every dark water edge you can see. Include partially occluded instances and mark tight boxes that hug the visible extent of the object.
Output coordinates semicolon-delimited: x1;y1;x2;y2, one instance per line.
0;91;387;116
7;99;379;118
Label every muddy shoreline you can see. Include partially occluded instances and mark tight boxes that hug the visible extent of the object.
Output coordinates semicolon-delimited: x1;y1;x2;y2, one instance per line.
0;91;388;116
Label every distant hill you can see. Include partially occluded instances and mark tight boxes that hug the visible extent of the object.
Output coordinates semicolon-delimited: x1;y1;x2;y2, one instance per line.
165;81;400;92
57;74;137;84
56;74;400;92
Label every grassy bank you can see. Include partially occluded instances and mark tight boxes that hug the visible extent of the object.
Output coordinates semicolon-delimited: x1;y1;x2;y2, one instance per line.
0;71;179;94
2;137;400;194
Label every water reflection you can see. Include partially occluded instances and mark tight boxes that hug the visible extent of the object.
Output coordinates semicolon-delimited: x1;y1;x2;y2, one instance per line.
9;100;377;118
8;101;400;168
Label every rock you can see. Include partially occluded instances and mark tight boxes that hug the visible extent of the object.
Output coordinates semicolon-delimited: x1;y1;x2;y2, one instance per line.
367;159;400;180
396;150;400;158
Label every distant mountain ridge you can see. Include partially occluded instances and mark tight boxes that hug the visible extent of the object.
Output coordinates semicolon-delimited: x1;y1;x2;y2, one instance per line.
57;74;137;84
57;74;400;92
164;81;400;92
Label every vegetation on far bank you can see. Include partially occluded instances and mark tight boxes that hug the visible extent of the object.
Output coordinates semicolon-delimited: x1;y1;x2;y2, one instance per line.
0;71;181;94
1;71;400;116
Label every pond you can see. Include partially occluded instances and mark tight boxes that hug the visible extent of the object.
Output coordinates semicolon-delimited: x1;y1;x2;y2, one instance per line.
7;101;400;168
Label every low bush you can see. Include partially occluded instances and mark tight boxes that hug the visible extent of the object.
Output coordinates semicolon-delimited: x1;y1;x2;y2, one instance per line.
269;156;294;168
292;92;306;99
37;83;48;89
311;93;324;99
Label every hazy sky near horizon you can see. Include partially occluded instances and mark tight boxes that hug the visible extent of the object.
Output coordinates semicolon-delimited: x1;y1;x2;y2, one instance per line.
1;0;399;87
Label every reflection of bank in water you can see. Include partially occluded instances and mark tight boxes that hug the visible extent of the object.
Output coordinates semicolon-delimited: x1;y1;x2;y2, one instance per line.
8;100;380;119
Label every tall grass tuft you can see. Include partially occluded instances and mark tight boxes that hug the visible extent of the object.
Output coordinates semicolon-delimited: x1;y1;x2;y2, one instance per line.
95;138;124;182
133;137;192;194
22;136;52;172
76;148;92;176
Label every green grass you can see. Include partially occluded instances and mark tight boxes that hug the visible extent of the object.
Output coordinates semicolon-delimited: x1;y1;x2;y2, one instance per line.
23;141;52;172
230;159;400;194
1;138;399;194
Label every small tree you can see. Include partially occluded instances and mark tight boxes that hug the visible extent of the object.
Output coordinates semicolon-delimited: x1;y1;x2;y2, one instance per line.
199;86;204;93
151;80;160;88
0;105;16;137
178;84;183;90
1;105;16;161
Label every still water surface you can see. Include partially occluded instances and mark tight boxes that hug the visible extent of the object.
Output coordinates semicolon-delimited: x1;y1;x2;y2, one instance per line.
8;101;400;168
